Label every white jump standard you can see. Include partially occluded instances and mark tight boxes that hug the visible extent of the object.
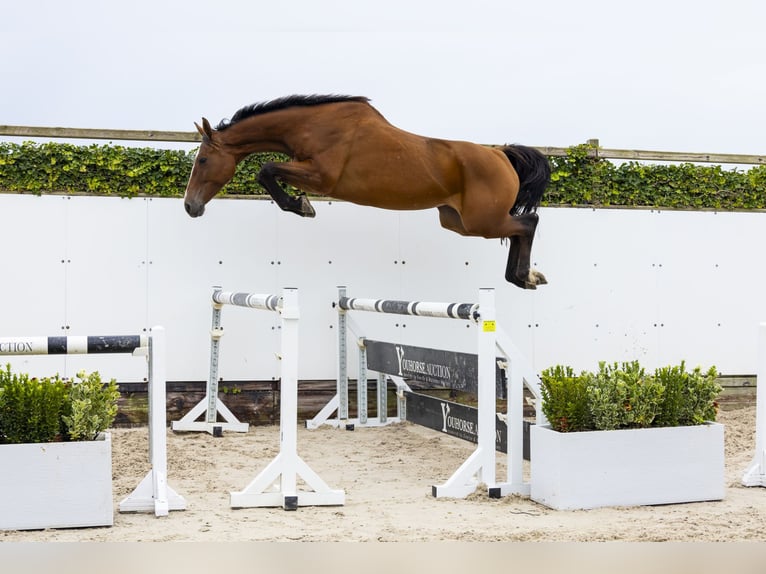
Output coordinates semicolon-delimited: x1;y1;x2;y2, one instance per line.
171;288;281;434
319;286;544;499
226;287;345;510
0;328;186;518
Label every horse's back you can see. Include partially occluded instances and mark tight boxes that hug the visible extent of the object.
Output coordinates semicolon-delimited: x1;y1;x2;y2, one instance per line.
316;103;519;209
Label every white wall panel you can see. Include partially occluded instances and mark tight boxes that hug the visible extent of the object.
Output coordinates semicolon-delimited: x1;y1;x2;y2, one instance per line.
530;208;659;371
147;197;280;382
62;196;148;380
0;195;67;377
398;210;500;354
276;202;404;380
2;193;766;383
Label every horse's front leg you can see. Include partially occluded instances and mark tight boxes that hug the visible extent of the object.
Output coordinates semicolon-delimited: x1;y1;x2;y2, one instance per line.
258;161;319;217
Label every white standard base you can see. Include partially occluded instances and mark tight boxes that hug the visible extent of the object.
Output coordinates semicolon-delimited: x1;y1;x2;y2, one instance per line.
118;470;187;516
530;423;725;510
230;451;345;510
431;448;531;499
742;449;766;487
304;392;404;430
432;447;491;499
307;417;403;430
0;433;113;531
171;397;249;434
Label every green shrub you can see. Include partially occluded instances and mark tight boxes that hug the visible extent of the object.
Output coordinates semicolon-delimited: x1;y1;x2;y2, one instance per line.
62;370;120;441
0;364;119;444
0;365;70;443
653;362;722;427
587;362;664;430
540;360;720;433
539;365;592;432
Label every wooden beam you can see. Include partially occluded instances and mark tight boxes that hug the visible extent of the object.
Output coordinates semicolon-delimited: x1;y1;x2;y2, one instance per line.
1;124;764;164
0;125;200;143
490;144;766;165
594;148;766;165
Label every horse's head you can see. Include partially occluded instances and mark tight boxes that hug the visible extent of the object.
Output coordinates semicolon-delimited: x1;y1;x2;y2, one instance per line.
183;118;238;217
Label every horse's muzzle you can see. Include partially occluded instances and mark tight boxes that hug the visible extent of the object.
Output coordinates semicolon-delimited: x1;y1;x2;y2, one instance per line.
184;201;205;218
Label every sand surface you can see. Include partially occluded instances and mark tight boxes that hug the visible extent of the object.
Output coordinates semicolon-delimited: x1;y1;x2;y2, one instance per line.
2;406;765;542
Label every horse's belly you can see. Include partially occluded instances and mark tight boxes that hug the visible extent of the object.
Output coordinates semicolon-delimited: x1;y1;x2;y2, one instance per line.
331;188;448;211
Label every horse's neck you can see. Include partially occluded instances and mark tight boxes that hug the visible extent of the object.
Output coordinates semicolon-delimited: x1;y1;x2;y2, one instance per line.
219;115;295;157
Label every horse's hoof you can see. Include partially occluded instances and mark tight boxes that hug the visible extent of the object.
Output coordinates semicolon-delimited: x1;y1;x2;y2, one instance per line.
523;270;547;289
530;269;547;286
507;269;547;289
298;194;316;218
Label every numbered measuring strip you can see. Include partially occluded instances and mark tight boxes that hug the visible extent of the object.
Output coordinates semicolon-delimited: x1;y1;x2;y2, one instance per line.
0;335;148;355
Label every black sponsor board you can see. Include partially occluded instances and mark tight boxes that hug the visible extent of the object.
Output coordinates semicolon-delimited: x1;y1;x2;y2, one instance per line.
404;391;531;460
365;340;505;399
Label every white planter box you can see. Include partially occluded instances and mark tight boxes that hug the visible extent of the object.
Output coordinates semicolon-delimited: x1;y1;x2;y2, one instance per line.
530;423;724;510
0;433;113;530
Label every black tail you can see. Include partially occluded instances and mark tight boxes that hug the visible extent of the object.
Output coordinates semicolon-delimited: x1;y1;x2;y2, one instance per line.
502;145;551;216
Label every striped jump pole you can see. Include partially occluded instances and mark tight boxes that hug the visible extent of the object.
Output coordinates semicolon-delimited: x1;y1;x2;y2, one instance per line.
0;334;148;356
171;287;282;435
0;328;186;518
338;296;480;320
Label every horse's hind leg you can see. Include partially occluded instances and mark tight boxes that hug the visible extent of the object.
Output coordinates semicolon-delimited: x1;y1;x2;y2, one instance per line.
439;206;545;289
438;206;471;235
258;161;318;217
505;213;546;289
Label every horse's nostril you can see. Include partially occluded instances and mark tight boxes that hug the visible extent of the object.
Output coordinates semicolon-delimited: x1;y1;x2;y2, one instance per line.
184;201;205;218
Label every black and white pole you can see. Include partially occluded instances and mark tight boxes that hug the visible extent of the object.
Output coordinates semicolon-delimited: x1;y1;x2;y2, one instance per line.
338;296;479;321
0;335;148;356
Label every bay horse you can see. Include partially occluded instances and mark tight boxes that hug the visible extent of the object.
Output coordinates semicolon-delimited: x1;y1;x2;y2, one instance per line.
183;95;550;289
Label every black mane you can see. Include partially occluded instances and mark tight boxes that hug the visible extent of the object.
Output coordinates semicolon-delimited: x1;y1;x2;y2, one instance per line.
216;94;370;131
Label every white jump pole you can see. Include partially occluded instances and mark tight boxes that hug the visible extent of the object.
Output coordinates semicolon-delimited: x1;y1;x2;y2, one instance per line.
743;322;766;487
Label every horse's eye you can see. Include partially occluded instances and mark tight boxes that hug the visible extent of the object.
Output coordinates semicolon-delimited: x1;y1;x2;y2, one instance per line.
198;157;207;164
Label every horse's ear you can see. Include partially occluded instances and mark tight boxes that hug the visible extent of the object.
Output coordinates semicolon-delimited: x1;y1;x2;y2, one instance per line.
195;118;215;142
201;118;214;140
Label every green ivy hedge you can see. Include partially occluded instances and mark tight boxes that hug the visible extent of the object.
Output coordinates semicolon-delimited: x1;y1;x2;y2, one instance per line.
0;141;285;198
546;144;766;210
1;141;765;210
